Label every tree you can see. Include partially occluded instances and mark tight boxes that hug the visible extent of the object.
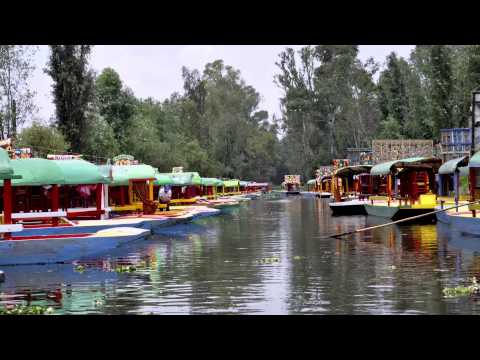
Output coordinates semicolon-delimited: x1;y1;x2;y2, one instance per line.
0;45;37;140
377;52;409;137
429;45;453;136
45;45;95;153
16;120;69;158
95;68;137;148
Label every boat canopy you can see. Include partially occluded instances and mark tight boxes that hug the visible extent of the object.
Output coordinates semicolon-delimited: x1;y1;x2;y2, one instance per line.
100;164;157;186
201;177;224;187
154;172;173;186
223;179;240;188
248;182;269;187
334;165;372;177
321;175;332;182
5;159;64;186
52;160;109;185
370;157;442;176
307;179;316;185
239;181;249;187
158;172;202;186
438;156;469;175
0;148;19;180
459;166;469;176
469;151;480;168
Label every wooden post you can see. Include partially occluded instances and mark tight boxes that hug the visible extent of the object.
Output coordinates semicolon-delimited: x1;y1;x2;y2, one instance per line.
148;180;154;201
387;175;391;206
3;179;12;239
128;182;133;205
470;168;476;202
51;184;59;226
96;183;102;219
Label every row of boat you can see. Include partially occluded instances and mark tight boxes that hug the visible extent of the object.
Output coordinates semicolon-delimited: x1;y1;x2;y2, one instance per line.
0;149;270;266
302;154;480;236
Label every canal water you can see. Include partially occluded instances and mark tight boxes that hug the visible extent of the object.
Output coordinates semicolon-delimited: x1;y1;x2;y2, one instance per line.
2;196;480;315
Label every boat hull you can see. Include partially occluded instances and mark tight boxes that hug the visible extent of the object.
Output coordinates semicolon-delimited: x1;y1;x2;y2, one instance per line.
443;212;480;237
0;227;150;266
365;204;436;223
329;200;367;216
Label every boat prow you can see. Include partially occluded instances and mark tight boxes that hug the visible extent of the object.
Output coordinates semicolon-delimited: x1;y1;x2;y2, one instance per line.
0;227;150;266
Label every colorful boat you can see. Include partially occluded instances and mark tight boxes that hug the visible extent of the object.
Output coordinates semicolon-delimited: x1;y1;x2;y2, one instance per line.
282;175;301;195
328;165;372;216
364;157;442;222
435;156;469;225
436;151;480;235
0;227;151;266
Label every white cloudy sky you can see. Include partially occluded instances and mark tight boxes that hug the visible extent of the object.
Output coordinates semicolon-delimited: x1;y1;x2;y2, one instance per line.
30;45;415;123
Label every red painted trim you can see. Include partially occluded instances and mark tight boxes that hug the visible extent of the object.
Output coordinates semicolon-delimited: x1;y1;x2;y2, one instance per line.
96;183;102;219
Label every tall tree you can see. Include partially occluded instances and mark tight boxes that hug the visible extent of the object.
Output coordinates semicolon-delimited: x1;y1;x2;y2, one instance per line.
0;45;37;140
377;52;409;137
95;67;136;149
45;45;95;153
429;45;453;136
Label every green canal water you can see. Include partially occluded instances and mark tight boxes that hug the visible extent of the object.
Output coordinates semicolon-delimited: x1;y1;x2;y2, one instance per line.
2;196;480;315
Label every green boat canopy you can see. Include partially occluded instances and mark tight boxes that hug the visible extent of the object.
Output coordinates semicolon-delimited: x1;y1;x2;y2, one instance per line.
307;179;316;185
334;165;372;177
99;164;157;186
52;160;109;185
438;156;469;175
156;172;202;186
370;157;442;176
6;159;64;186
223;179;240;188
201;177;223;187
154;172;173;186
469;151;480;168
0;148;19;180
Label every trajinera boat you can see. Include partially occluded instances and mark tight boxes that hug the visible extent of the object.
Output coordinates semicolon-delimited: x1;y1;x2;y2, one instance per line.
0;149;151;266
436;152;480;235
328;165;372;215
364;157;442;222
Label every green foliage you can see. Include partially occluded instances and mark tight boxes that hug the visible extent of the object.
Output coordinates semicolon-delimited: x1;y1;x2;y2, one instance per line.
95;68;137;149
275;45;379;178
17;121;69;157
45;45;95;153
0;45;38;139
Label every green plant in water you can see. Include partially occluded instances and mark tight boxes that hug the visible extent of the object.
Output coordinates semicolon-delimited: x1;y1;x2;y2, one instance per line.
256;257;280;264
74;265;85;273
115;265;137;273
443;277;480;298
0;305;54;315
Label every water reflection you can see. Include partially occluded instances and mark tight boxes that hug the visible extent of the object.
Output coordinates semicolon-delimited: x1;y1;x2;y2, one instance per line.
2;197;480;314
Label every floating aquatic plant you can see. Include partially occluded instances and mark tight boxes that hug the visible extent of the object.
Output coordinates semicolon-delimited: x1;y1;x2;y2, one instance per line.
0;305;54;315
256;257;280;264
443;277;480;298
74;265;85;273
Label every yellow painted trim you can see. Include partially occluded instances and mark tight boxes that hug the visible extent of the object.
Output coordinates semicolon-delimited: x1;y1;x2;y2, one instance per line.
149;181;154;201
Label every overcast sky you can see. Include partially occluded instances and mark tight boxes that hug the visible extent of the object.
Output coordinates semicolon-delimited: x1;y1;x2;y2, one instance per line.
30;45;415;123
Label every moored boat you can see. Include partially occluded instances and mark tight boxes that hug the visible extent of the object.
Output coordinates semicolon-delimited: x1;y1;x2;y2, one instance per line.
364;157;442;223
328;164;372;216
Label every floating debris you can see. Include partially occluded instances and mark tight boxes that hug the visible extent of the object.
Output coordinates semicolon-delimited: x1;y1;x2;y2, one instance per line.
390;265;396;270
293;256;303;261
115;265;137;273
256;257;280;264
0;305;54;315
443;277;480;298
74;265;85;273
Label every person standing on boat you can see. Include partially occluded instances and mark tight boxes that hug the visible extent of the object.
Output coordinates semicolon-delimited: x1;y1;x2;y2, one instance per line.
158;185;172;211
